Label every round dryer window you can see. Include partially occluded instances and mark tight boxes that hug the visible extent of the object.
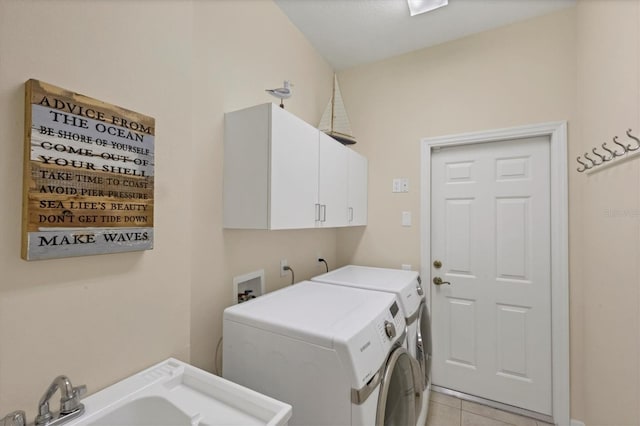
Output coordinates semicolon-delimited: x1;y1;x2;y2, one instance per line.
416;299;433;388
376;346;422;426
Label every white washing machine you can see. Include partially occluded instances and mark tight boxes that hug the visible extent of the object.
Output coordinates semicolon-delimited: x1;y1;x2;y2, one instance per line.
312;265;432;425
223;281;423;426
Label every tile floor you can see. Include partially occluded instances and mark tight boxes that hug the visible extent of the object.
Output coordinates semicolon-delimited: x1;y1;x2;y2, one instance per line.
425;391;554;426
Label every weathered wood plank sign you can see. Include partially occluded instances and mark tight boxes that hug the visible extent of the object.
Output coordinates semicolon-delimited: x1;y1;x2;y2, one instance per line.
22;79;155;260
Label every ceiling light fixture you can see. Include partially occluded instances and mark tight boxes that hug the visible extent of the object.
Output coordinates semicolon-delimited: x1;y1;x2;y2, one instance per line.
407;0;448;16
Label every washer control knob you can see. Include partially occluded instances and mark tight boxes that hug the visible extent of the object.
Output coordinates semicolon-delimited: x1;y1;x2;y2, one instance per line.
384;321;396;339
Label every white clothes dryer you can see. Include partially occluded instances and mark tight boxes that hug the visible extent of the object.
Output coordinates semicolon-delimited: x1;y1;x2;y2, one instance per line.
223;281;423;426
312;265;432;425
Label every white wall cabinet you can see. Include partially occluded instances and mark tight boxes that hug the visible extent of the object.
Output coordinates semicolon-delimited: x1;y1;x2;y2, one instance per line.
269;105;319;229
347;150;368;226
224;103;319;229
317;131;348;227
223;103;367;229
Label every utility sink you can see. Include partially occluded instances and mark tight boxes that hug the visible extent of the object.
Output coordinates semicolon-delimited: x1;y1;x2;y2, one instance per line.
65;358;292;426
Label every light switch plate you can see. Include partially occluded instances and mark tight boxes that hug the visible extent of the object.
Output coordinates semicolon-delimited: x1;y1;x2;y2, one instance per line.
393;178;402;193
402;211;411;227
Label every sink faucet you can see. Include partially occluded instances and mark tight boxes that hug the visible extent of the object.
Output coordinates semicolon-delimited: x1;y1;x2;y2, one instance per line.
35;375;86;426
1;411;26;426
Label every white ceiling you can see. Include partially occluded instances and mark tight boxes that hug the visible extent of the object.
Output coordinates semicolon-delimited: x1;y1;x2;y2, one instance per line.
274;0;576;70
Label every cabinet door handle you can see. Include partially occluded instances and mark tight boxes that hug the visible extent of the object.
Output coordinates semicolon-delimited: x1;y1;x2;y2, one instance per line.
315;203;321;222
321;204;327;222
349;207;354;222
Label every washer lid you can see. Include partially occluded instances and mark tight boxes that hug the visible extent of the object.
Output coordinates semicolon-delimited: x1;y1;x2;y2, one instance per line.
224;281;405;388
224;281;397;348
312;265;422;319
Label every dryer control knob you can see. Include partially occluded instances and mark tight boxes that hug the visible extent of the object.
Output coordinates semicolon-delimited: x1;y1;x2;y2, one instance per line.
384;321;396;339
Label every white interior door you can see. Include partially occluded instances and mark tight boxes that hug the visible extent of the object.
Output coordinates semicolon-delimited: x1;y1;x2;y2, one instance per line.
430;136;552;415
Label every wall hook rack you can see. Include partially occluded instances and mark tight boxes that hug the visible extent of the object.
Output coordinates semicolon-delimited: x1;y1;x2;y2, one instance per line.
576;128;640;174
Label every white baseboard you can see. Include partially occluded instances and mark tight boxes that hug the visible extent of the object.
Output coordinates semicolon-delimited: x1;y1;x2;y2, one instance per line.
571;419;586;426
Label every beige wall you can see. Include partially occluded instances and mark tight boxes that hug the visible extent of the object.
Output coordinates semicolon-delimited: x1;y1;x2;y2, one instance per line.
337;3;640;424
3;0;640;424
574;0;640;424
337;8;577;271
0;0;195;414
0;0;334;416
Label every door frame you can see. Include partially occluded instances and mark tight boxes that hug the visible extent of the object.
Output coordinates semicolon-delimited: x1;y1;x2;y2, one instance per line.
420;121;569;425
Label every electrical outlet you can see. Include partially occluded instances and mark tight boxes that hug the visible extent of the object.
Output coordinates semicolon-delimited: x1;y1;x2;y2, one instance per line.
280;259;288;276
401;178;409;193
393;178;409;193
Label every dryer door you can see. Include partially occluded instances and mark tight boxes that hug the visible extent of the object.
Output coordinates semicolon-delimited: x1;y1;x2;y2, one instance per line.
415;299;433;389
376;346;421;426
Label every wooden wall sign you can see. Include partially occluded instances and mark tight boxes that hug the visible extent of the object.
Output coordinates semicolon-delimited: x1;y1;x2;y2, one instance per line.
22;80;155;260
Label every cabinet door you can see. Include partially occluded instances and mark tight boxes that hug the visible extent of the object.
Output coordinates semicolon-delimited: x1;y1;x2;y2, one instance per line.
347;150;368;226
270;105;319;229
318;133;349;227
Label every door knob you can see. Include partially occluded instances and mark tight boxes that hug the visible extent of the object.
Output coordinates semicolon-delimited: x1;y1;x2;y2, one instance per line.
433;277;451;286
